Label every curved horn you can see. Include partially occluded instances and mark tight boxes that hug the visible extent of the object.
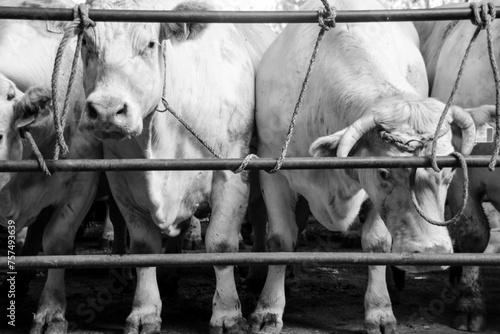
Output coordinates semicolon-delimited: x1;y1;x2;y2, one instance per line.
337;114;377;157
450;106;476;156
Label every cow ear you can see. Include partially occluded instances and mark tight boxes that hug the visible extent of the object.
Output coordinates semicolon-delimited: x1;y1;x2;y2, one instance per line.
161;1;212;42
309;129;347;157
14;87;52;130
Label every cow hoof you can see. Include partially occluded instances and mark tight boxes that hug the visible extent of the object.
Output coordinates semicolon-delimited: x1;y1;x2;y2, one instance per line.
452;311;487;332
30;312;68;334
248;312;282;334
364;310;397;334
209;316;248;334
124;313;161;334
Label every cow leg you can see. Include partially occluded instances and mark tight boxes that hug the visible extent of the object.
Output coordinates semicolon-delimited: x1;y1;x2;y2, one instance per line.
30;191;96;334
109;194;128;256
448;179;489;332
249;171;299;334
361;206;397;334
100;202;114;251
205;171;249;334
182;216;204;251
124;216;163;334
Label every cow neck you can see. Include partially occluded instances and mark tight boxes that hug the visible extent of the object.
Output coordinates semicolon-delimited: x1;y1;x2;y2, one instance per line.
155;43;221;160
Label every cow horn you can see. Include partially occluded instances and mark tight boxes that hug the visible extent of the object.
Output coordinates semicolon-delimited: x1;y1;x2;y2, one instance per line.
450;106;476;155
337;114;377;157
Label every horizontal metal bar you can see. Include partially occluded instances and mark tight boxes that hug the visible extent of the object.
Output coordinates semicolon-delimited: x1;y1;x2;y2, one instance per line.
3;253;500;270
0;7;497;23
0;156;498;172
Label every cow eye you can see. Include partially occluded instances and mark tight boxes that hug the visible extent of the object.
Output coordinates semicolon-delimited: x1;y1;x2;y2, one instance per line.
148;41;157;49
0;134;3;143
379;169;392;181
7;86;15;100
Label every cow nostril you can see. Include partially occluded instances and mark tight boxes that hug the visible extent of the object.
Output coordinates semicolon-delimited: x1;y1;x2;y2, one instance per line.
87;102;98;119
116;104;127;116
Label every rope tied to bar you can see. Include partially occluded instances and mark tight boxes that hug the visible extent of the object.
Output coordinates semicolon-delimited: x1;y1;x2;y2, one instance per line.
268;0;336;173
318;0;336;31
52;4;95;160
420;1;499;226
158;1;337;174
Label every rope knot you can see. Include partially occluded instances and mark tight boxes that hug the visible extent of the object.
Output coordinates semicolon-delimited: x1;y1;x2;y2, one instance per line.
470;2;496;30
318;0;336;31
74;4;95;31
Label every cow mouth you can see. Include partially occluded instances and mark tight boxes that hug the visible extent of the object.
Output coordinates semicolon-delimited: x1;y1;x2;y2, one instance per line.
91;130;132;141
396;265;449;273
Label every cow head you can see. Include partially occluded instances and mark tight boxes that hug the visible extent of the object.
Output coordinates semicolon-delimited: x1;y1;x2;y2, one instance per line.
80;0;211;140
0;75;52;189
310;98;481;272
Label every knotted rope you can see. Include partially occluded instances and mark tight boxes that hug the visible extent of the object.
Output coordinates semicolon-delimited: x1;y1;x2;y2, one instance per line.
52;4;95;160
158;1;336;174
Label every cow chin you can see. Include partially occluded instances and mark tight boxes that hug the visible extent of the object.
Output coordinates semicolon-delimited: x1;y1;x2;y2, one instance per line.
392;239;452;273
161;223;182;238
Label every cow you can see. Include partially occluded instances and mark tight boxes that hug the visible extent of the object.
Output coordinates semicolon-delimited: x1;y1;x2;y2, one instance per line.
0;0;104;332
77;0;276;332
251;0;497;333
416;1;500;331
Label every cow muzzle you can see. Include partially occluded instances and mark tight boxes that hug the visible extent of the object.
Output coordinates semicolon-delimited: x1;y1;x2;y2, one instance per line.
84;97;138;140
392;240;453;273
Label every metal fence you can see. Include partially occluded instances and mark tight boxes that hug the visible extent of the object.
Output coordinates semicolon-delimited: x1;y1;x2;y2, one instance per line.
2;4;500;271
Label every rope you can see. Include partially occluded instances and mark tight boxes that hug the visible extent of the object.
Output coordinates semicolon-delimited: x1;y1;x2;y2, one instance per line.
420;2;498;226
157;1;336;175
268;1;336;173
51;4;95;160
20;130;51;176
159;98;222;159
475;2;500;171
411;152;469;227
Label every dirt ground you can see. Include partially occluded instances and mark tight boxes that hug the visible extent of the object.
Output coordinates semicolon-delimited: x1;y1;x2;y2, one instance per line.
1;220;500;334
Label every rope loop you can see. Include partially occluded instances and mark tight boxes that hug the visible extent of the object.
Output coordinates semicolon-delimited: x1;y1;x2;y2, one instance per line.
233;154;258;174
411;152;468;227
318;0;336;31
470;2;496;30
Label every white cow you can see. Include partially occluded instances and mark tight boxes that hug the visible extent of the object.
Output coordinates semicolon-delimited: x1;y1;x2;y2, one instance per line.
0;0;103;332
252;0;494;333
78;0;275;332
416;1;500;331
